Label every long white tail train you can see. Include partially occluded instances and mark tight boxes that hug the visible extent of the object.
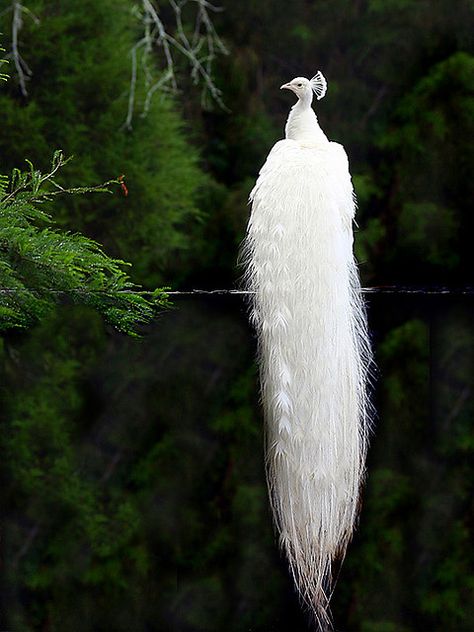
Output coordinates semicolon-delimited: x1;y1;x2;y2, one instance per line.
241;72;373;630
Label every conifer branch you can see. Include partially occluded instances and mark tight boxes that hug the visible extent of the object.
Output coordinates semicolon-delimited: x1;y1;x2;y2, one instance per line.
0;151;169;334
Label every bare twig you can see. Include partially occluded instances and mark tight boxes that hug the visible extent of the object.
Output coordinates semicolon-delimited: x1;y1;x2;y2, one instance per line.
122;37;147;131
10;1;39;96
5;1;226;116
12;1;28;96
124;0;228;128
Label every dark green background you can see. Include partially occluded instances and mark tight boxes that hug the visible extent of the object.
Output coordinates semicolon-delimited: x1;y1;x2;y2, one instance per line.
0;1;473;630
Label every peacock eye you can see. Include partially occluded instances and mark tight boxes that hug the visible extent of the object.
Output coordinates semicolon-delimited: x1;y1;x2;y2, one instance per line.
297;83;302;87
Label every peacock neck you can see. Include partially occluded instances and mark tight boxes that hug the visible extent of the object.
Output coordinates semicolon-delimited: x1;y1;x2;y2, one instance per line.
285;95;329;146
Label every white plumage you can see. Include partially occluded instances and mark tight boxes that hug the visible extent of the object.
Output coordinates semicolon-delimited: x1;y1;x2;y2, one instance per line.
241;73;373;630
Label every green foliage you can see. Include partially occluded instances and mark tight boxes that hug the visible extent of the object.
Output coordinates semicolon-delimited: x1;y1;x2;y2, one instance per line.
1;310;146;630
0;1;474;630
1;299;292;631
0;151;167;333
0;0;210;285
397;202;459;268
355;217;386;266
373;52;474;276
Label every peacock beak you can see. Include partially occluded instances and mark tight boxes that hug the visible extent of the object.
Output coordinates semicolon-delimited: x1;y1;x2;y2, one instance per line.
280;82;293;90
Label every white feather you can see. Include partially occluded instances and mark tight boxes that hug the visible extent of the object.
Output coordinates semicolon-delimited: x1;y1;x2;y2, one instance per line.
241;76;373;630
310;71;328;100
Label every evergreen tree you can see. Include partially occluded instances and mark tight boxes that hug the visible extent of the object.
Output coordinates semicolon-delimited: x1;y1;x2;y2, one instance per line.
0;0;210;285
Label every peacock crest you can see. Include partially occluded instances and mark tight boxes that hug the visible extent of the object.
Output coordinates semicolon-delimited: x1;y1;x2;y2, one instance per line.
310;71;328;100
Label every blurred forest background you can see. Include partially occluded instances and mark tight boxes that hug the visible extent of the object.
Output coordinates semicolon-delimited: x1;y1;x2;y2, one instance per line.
0;1;473;631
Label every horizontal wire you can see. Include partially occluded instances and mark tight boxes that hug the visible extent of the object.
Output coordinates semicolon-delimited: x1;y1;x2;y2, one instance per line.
0;286;474;296
167;287;474;296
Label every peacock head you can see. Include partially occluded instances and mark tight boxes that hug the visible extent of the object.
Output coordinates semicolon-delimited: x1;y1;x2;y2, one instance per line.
280;72;327;102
